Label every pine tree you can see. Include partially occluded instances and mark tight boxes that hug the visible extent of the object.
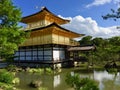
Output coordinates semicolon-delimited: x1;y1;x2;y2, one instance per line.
102;8;120;21
0;0;26;60
102;5;120;29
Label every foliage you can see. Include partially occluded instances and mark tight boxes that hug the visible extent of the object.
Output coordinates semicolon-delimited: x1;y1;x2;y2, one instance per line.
106;68;118;74
27;68;44;74
0;0;27;60
0;82;15;90
5;65;23;72
79;36;92;46
102;5;120;29
79;36;120;67
45;68;53;74
12;77;20;84
26;67;53;74
102;8;120;21
65;73;99;90
6;65;17;71
38;87;48;90
0;70;14;84
0;69;19;90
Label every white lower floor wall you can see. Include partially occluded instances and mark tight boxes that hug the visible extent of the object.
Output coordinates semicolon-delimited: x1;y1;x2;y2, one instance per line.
53;50;65;61
14;45;66;62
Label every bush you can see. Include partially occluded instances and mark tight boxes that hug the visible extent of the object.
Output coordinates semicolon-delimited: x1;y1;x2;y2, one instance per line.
45;68;53;74
27;68;44;74
65;73;99;90
12;77;20;84
0;70;14;84
38;87;47;90
6;65;23;72
0;70;19;90
0;82;14;90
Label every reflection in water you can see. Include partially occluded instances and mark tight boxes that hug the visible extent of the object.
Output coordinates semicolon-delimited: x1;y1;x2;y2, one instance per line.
54;75;60;87
16;69;120;90
99;81;104;90
94;71;115;81
94;70;120;90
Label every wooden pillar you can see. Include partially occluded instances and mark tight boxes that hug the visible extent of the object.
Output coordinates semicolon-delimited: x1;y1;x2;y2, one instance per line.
73;51;79;60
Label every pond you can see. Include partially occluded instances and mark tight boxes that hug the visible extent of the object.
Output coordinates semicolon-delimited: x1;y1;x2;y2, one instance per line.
16;68;120;90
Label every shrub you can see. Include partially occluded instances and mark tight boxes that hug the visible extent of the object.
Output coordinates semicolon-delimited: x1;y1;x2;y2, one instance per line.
45;68;53;74
0;82;14;90
0;70;14;84
27;68;44;74
38;87;47;90
6;65;22;72
12;77;20;84
0;70;18;90
65;73;99;90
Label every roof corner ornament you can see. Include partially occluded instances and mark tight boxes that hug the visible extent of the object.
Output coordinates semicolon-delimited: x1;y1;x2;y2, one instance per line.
35;6;46;10
41;6;46;10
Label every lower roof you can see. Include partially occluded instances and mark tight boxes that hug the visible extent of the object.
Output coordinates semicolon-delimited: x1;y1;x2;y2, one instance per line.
68;45;96;51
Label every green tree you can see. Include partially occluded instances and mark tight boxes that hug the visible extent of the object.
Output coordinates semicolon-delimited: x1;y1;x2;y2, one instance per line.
0;0;26;60
92;37;108;47
109;36;120;45
92;36;120;66
79;36;93;46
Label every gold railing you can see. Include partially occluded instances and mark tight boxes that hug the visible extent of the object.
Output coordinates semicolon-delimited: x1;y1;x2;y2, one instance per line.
70;39;79;46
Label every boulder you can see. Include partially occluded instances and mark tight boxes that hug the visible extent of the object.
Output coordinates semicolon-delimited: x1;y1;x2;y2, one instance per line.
29;80;42;88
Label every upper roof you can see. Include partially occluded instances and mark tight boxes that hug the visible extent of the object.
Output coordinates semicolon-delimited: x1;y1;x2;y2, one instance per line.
21;7;70;25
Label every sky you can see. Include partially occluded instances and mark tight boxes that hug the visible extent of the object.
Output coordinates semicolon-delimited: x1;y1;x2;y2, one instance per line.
12;0;120;39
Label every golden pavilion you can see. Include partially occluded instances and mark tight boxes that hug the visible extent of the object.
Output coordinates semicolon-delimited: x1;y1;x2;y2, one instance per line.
14;7;84;68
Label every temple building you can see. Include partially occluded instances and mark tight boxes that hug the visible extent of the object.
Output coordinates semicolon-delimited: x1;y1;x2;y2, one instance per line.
14;7;84;68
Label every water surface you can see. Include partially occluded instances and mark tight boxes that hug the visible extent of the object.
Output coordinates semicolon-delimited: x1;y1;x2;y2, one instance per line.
16;68;120;90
